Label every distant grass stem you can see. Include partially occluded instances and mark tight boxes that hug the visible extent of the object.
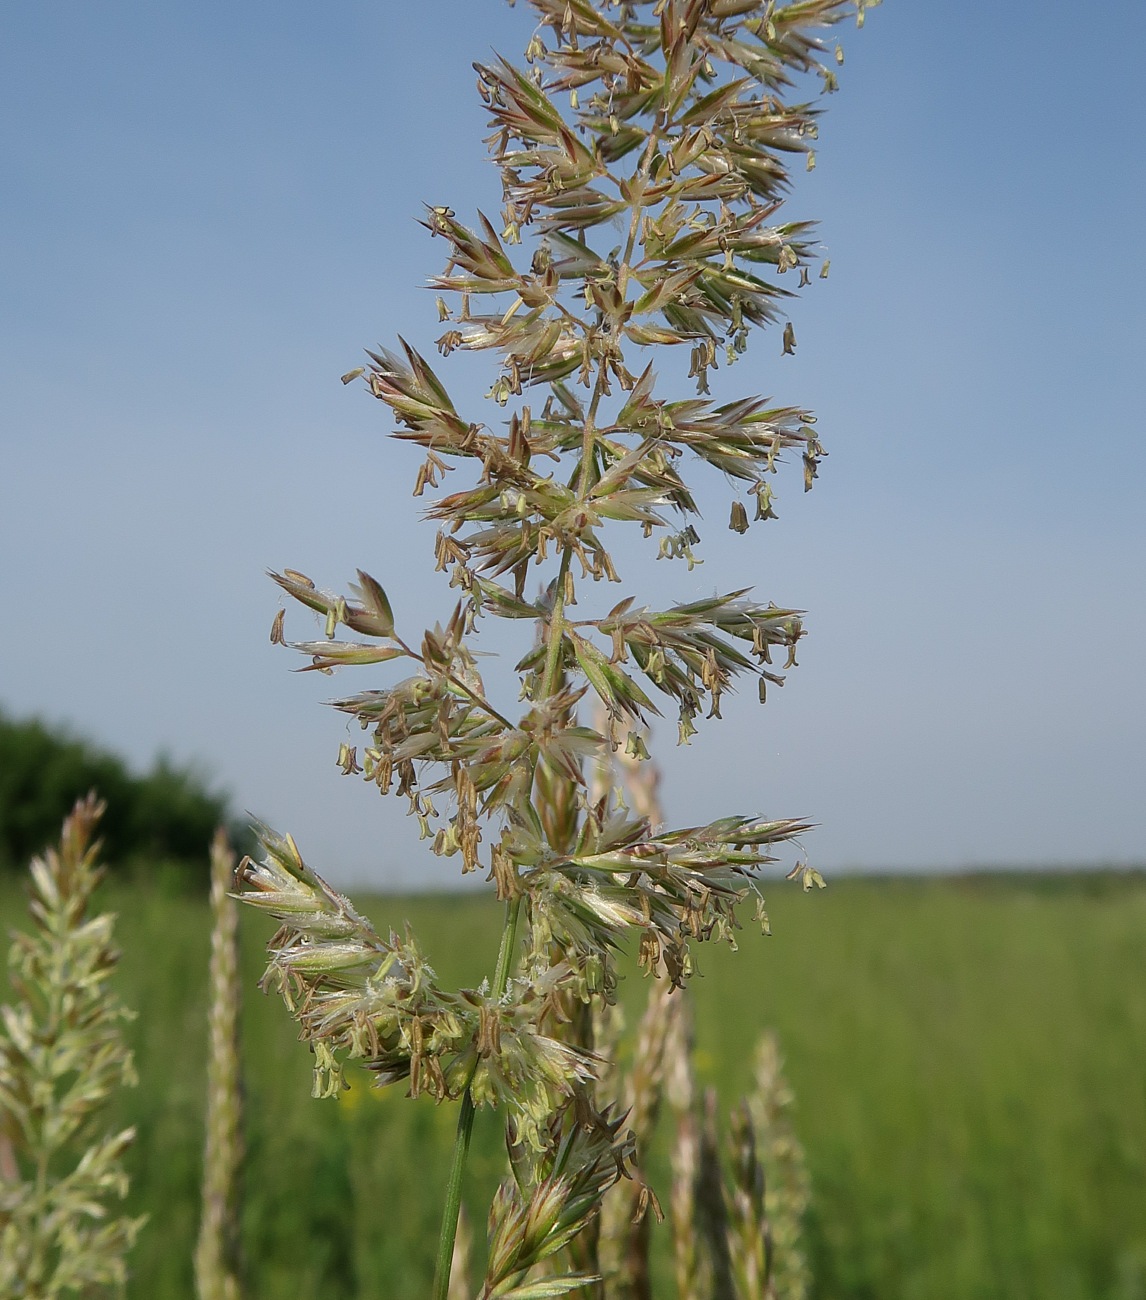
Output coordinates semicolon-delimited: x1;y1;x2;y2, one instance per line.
195;829;243;1300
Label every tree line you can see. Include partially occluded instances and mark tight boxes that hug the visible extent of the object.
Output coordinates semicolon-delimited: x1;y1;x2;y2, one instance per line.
0;710;243;877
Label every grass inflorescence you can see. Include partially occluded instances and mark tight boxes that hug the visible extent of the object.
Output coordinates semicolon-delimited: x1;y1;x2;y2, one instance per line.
0;796;145;1298
236;1;877;1295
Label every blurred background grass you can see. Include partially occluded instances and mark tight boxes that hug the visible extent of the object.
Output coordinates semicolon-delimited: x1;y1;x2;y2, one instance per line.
3;871;1144;1299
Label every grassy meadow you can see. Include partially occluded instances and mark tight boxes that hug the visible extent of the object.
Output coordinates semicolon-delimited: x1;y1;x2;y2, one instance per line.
3;870;1145;1299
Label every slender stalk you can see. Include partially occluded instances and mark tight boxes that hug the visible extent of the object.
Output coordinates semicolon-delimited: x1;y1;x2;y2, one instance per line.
196;829;243;1300
433;1091;477;1300
433;893;523;1300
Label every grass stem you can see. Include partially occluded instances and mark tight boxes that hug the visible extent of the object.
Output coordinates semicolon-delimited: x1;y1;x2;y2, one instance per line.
432;894;523;1300
433;1090;477;1300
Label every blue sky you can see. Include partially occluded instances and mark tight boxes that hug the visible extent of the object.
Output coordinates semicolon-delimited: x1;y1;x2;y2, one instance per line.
2;1;1143;885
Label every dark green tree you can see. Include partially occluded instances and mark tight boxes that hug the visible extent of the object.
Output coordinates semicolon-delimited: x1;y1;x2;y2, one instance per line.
0;711;238;876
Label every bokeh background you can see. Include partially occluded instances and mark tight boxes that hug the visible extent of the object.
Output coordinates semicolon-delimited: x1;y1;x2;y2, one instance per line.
3;0;1144;886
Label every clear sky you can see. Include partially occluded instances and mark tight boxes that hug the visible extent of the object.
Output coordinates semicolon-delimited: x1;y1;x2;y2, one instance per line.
2;1;1143;886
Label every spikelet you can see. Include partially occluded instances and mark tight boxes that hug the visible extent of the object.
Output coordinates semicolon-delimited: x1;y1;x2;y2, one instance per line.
478;1109;634;1300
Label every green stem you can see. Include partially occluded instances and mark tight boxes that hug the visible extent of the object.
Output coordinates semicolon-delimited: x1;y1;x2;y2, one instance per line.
432;894;523;1300
433;1091;476;1300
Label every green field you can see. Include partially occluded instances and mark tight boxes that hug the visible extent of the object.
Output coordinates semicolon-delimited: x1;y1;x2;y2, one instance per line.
3;871;1145;1299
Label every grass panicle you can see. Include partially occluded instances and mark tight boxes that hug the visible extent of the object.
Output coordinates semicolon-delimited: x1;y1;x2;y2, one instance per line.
236;1;875;1293
0;794;144;1298
742;1034;810;1300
